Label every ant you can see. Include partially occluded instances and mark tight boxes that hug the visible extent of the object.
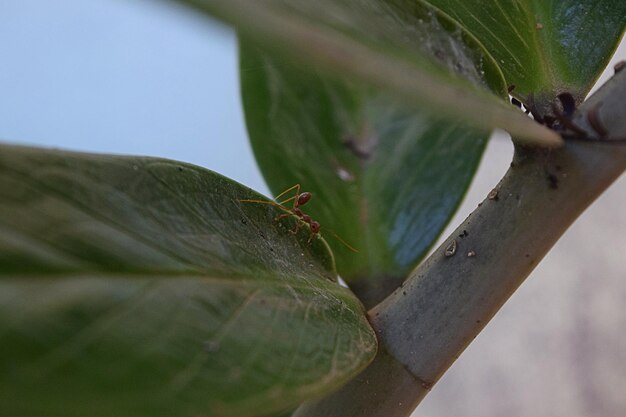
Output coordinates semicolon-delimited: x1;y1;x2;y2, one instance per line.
239;184;357;252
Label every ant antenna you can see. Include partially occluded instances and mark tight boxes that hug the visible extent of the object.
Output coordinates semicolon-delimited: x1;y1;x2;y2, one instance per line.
329;230;359;253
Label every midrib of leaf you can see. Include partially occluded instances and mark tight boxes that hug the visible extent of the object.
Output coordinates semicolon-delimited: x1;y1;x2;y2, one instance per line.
0;273;341;290
523;0;558;95
185;0;562;146
498;0;558;90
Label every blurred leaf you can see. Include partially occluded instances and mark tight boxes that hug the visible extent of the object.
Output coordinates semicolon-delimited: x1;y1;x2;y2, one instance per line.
241;43;490;305
424;0;626;107
0;144;376;417
177;0;561;146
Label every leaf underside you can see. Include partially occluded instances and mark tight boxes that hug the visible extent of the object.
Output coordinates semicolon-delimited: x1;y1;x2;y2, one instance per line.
0;144;377;417
241;42;490;305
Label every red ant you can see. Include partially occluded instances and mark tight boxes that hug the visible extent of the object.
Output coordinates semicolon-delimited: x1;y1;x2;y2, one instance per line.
239;184;357;252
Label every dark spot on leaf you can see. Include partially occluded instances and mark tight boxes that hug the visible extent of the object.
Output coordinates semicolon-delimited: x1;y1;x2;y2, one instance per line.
343;133;376;160
459;230;468;238
204;341;220;353
177;166;183;172
241;218;247;225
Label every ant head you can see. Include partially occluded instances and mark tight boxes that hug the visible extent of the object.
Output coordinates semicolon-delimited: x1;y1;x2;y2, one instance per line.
310;221;320;234
297;192;312;207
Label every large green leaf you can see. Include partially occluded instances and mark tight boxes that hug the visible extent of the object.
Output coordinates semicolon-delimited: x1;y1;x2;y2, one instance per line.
178;0;561;146
241;43;490;306
424;0;626;107
0;144;377;417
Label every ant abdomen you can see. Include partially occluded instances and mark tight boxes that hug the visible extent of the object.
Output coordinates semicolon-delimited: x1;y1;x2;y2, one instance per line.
297;192;312;207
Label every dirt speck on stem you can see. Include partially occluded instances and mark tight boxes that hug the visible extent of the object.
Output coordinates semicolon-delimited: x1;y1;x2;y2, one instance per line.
488;189;499;201
444;240;457;257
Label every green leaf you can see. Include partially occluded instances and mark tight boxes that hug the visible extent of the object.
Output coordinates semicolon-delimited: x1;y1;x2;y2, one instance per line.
0;144;377;417
424;0;626;107
178;0;562;146
241;43;490;305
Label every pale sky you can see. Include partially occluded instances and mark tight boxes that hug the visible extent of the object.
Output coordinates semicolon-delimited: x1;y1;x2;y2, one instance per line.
0;0;267;193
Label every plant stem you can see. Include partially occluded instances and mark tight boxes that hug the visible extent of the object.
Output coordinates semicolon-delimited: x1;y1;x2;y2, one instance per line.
294;66;626;417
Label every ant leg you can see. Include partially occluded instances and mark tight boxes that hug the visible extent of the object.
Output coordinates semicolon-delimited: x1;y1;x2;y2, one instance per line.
238;199;291;211
277;195;297;207
329;230;359;253
274;184;301;206
276;207;304;222
275;185;312;211
275;212;293;221
290;220;301;234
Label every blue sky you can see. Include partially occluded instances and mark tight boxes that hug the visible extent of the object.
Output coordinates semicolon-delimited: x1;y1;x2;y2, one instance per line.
0;0;268;193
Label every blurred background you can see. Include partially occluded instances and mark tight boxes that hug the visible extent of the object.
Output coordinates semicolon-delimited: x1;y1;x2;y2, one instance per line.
0;1;624;416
